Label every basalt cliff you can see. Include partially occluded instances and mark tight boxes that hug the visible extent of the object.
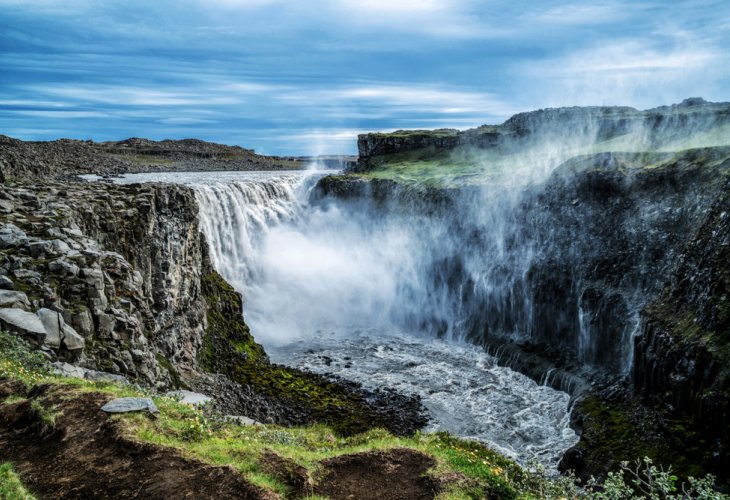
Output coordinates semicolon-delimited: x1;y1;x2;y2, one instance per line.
316;98;730;484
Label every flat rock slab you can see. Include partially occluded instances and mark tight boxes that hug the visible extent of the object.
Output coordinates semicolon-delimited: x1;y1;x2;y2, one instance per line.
0;308;47;343
101;397;159;415
166;390;212;406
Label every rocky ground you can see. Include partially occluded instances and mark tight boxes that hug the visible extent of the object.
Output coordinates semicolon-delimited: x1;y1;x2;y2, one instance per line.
0;135;310;182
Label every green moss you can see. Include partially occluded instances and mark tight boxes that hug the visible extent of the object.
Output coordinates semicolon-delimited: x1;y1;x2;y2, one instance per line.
198;271;267;372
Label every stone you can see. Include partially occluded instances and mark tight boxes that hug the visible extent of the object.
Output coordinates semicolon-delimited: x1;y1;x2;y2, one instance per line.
0;308;47;344
62;227;84;238
12;269;41;280
61;324;85;351
224;415;259;426
49;259;80;276
0;275;13;289
0;199;13;213
101;397;159;414
36;308;85;351
36;307;63;348
0;224;28;249
166;390;212;406
52;362;128;384
0;290;30;309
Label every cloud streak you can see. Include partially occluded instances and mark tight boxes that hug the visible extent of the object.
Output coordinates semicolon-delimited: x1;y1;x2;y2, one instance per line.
0;0;729;154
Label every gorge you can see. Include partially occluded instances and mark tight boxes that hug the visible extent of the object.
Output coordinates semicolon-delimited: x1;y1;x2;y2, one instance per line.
1;98;729;497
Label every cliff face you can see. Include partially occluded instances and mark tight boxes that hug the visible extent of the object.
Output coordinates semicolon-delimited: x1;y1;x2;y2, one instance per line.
0;180;214;387
355;98;730;170
316;146;730;482
632;176;730;472
315;148;730;388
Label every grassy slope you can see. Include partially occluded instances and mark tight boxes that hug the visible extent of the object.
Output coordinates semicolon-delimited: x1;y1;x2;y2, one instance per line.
352;130;730;189
0;330;563;499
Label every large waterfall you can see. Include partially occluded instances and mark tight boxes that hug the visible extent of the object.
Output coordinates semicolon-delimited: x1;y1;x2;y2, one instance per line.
111;138;713;469
111;170;581;469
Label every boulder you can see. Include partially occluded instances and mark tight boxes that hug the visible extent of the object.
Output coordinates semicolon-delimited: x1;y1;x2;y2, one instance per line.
101;397;159;415
36;308;63;348
28;239;71;257
0;275;13;290
49;259;80;276
224;415;259;426
52;362;127;384
0;290;30;309
61;324;85;351
36;308;85;351
166;390;212;406
0;308;47;344
0;224;28;249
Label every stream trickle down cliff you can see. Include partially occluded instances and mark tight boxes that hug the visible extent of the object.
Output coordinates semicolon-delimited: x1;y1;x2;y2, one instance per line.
113;170;580;470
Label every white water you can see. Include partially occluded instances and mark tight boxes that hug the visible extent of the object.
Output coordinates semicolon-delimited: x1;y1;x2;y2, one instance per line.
112;169;580;471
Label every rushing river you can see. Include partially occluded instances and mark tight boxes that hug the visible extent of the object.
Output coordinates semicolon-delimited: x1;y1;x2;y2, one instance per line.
105;169;580;470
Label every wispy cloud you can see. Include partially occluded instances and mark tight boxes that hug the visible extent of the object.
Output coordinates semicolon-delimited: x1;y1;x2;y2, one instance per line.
1;0;729;153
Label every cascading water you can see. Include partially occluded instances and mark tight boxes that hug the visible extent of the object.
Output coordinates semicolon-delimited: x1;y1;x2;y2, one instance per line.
111;169;581;470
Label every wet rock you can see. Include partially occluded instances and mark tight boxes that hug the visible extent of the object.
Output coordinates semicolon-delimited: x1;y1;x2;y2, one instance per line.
101;397;159;414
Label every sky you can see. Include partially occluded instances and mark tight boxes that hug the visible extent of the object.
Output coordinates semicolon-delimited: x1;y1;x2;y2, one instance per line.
1;0;729;155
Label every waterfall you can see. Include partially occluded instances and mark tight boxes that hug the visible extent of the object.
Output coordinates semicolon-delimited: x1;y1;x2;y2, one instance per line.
194;174;308;294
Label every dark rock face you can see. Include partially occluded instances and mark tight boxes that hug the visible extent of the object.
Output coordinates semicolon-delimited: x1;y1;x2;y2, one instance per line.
355;99;730;170
316;149;730;387
0;181;209;386
631;177;730;478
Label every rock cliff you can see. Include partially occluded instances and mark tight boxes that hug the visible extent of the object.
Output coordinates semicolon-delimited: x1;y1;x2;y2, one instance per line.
355;98;730;171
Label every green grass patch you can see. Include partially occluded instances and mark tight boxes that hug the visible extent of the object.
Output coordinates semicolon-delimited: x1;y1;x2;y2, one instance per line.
0;463;36;500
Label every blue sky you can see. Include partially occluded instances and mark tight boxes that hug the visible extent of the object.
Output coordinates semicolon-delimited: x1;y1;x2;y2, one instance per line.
1;0;729;155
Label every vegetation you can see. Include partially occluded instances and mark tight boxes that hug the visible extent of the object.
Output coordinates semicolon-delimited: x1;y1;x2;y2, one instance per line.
1;327;727;498
0;463;36;500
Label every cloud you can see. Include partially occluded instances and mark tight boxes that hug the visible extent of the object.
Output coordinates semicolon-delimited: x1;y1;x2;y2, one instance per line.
516;36;729;107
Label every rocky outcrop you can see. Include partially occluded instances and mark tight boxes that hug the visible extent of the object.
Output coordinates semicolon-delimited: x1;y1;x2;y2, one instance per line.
316;148;730;388
355;98;730;169
0;135;306;182
632;176;730;476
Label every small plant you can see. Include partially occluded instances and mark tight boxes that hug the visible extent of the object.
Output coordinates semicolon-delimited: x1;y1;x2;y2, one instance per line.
0;463;36;499
0;330;49;385
585;457;727;500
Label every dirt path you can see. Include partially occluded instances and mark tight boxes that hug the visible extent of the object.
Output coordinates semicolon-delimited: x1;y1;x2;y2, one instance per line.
0;382;272;499
315;448;437;500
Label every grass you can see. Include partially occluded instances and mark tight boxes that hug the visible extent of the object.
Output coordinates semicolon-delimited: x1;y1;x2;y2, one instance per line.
0;463;35;500
1;329;727;498
0;329;541;499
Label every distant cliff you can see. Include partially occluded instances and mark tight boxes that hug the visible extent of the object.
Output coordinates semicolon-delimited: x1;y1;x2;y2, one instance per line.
354;98;730;171
0;135;307;181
